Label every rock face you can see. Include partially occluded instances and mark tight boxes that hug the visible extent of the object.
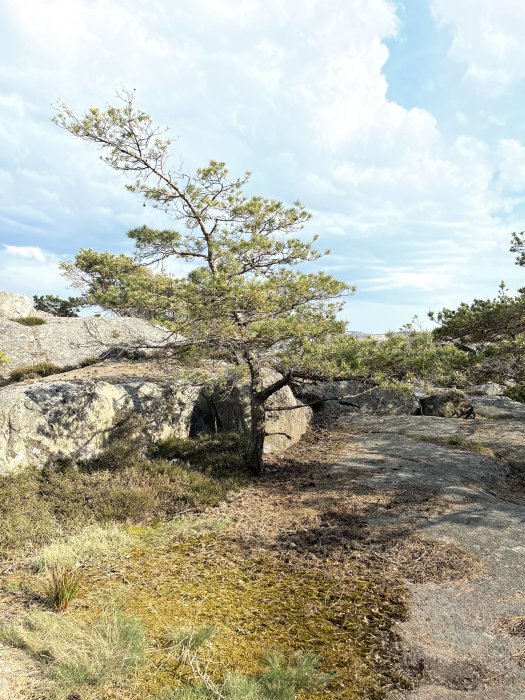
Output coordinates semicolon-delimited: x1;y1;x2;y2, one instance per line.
0;363;312;473
0;376;201;474
0;291;47;319
467;394;525;420
0;315;174;378
470;382;506;396
192;368;312;455
419;390;474;418
293;380;420;416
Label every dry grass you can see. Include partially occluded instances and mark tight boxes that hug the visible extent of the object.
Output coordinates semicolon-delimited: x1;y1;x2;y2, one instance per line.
497;616;525;638
0;608;146;699
9;317;46;326
416;433;496;458
32;523;132;572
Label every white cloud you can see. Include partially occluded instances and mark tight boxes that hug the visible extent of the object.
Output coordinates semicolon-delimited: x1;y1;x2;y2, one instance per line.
0;246;67;296
3;244;47;262
430;0;525;95
0;0;523;330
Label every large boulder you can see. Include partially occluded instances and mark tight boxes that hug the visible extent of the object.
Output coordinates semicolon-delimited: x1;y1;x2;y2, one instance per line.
419;390;474;418
0;315;174;378
0;376;201;474
467;394;525;420
0;291;46;319
192;368;312;454
0;364;312;473
293;380;420;416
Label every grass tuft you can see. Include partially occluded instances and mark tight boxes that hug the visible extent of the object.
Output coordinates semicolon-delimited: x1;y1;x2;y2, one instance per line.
45;565;81;612
10;316;47;326
9;362;64;381
0;607;146;698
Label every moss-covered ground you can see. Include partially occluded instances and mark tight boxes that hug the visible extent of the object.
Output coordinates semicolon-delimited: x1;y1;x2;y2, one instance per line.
73;528;411;699
0;424;417;699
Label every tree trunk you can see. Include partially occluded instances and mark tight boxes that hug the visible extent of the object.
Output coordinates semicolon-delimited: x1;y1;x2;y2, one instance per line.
248;397;266;476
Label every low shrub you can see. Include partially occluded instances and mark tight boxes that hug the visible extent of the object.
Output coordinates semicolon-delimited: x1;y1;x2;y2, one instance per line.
10;316;47;326
504;382;525;403
0;462;236;561
0;469;58;557
9;362;64;381
152;432;249;479
79;356;100;367
0;608;146;697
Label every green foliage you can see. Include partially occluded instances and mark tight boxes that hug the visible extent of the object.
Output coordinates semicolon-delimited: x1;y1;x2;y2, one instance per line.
54;91;352;472
511;231;525;267
0;608;146;697
0;437;239;560
9;361;64;381
0;351;8;365
471;336;525;384
292;330;472;387
10;316;46;326
504;382;525;403
33;294;83;317
429;283;525;343
0;469;59;556
152;432;248;478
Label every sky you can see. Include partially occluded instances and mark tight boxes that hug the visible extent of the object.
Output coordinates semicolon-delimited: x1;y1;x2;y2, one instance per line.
0;0;524;332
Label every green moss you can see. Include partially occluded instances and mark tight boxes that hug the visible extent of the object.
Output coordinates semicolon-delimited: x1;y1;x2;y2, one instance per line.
76;531;411;700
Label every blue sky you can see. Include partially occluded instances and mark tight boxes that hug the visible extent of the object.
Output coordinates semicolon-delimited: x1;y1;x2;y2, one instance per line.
0;0;524;332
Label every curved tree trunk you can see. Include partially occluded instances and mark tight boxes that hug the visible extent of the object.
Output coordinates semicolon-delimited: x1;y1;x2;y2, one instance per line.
248;397;266;476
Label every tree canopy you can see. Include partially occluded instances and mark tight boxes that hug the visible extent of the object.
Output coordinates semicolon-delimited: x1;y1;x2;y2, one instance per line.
55;91;352;474
33;294;83;317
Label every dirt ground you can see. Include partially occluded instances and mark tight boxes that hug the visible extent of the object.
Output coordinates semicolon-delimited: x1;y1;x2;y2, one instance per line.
215;410;525;699
1;407;524;699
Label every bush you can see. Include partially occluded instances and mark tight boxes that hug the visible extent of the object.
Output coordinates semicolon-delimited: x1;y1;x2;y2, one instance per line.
9;362;64;381
10;316;47;326
0;463;235;561
0;608;146;697
0;469;58;557
504;382;525;403
152;432;248;479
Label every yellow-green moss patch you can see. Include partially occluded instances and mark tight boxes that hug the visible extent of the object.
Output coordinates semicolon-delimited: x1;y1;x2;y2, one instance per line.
76;529;412;699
